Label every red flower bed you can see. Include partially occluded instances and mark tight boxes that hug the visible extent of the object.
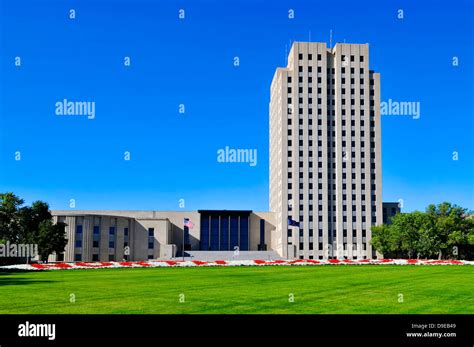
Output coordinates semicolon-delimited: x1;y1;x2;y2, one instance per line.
305;259;320;264
254;259;266;264
136;261;151;267
31;263;47;269
76;262;105;267
192;260;207;266
165;261;178;266
100;262;113;267
214;260;227;265
288;259;305;264
448;260;463;264
426;259;463;265
270;260;287;264
358;259;371;263
55;263;72;268
407;259;418;264
379;259;392;263
119;262;133;267
328;259;340;264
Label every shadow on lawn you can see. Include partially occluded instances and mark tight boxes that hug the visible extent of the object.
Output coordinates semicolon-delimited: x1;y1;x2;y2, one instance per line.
0;271;57;286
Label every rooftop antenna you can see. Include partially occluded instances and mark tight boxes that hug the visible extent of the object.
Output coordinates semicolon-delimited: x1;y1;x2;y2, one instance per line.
329;29;333;49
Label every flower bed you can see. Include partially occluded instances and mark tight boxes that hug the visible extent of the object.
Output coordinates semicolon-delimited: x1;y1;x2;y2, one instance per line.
1;258;472;271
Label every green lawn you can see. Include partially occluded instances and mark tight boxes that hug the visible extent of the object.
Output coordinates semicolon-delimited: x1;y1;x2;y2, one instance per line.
0;266;472;314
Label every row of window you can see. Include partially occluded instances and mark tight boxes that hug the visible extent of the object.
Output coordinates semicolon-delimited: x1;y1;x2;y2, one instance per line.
290;241;368;251
289;229;368;237
289;66;367;78
288;119;375;128
287;87;374;97
287;76;374;88
75;226;131;250
286;190;376;201
298;53;364;63
300;255;371;260
288;107;376;118
74;225;154;261
288;215;377;224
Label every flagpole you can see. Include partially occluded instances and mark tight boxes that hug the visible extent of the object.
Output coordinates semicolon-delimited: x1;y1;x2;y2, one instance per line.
182;220;185;261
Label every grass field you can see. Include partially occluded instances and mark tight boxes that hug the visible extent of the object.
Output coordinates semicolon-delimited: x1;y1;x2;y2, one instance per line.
0;266;473;314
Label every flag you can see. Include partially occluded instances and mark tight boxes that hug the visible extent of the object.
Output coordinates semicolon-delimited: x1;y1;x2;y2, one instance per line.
287;217;300;227
184;218;194;229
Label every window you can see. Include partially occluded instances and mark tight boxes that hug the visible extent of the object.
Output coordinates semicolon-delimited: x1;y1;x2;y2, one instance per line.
93;225;100;248
200;216;210;250
210;216;219;251
308;53;312;60
259;219;266;249
75;225;83;249
148;242;154;249
317;54;322;60
74;254;81;261
92;254;99;261
148;228;154;236
230;216;239;249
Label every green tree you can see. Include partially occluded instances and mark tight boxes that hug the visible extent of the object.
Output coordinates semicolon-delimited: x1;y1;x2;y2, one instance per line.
0;192;24;242
426;202;474;259
35;219;67;262
371;202;474;260
0;193;68;263
390;212;427;258
371;224;396;258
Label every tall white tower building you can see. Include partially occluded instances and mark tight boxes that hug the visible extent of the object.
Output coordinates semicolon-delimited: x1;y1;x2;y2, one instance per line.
270;42;382;260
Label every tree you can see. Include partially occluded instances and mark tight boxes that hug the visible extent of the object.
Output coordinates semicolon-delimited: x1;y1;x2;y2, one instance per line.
0;193;68;263
426;203;474;259
0;192;24;242
371;202;474;260
35;220;67;263
390;212;427;258
371;224;396;258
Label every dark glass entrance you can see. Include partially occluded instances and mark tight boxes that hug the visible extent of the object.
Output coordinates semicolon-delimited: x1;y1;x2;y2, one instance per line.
199;210;251;251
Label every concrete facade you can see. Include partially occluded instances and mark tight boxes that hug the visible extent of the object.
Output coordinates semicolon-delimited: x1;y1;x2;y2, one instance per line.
50;210;276;262
270;42;383;260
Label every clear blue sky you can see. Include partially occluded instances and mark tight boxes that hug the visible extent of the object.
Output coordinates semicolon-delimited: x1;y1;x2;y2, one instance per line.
0;0;473;212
